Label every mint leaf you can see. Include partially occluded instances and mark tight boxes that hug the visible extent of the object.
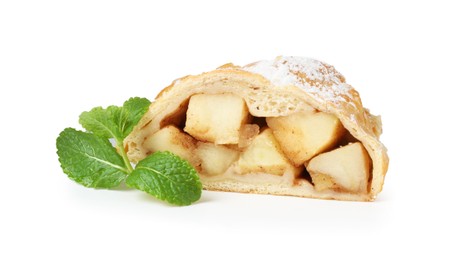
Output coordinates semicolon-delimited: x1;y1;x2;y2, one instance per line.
56;128;128;188
79;97;150;141
119;97;151;138
79;106;121;139
126;151;202;206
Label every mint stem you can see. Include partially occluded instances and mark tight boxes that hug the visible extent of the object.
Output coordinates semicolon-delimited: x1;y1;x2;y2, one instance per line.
116;139;134;174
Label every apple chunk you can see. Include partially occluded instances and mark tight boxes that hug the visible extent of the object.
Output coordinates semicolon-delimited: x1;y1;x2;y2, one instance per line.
310;173;339;192
266;111;345;166
196;142;239;176
184;93;250;144
143;125;198;166
238;128;299;176
306;142;371;193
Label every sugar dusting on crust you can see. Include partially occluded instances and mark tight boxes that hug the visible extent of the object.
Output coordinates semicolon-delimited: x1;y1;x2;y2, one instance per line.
243;56;354;105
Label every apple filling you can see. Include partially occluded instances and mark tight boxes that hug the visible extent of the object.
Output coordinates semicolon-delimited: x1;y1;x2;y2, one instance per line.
145;93;372;194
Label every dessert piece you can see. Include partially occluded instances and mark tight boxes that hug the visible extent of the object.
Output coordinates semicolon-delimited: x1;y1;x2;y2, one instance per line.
125;56;389;201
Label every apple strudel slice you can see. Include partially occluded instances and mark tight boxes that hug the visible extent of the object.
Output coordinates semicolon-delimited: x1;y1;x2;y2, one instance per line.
124;56;389;201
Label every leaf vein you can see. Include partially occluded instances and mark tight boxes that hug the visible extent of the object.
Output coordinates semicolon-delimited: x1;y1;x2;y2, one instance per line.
137;166;181;184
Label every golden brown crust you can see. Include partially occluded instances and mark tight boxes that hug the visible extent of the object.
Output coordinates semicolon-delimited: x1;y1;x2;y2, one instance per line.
125;56;389;201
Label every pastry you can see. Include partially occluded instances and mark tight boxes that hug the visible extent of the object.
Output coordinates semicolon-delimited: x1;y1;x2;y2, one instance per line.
124;56;389;201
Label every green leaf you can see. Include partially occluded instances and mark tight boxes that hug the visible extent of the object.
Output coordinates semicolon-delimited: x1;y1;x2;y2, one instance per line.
119;97;152;138
126;151;202;206
56;128;128;188
79;97;151;141
79;106;121;140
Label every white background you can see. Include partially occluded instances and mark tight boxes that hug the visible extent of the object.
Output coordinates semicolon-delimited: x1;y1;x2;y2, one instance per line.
1;0;451;259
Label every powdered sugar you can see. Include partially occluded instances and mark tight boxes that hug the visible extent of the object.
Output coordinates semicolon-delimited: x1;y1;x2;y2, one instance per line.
243;58;300;87
243;56;353;104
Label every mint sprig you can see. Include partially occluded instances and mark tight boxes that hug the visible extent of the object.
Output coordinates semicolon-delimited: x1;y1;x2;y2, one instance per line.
56;97;202;206
79;97;150;173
